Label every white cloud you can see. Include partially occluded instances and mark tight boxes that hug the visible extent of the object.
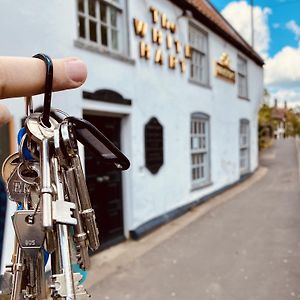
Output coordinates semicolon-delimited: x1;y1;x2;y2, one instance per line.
264;46;300;87
270;88;300;107
221;1;271;59
286;20;300;40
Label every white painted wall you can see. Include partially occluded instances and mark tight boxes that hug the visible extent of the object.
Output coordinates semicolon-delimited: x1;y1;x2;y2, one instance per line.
0;0;263;272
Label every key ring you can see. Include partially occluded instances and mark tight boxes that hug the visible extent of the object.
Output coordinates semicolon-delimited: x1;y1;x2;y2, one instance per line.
33;53;53;128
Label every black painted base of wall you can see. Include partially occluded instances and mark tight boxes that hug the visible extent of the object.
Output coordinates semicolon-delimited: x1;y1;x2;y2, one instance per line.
130;171;255;240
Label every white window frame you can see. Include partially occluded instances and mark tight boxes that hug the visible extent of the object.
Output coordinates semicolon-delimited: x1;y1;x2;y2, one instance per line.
190;113;210;189
189;24;209;86
77;0;127;55
239;119;250;174
237;55;248;99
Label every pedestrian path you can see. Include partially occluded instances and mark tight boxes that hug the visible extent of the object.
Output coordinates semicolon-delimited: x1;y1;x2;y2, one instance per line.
90;138;300;300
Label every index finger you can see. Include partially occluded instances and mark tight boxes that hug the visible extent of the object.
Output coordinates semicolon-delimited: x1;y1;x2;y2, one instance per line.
0;56;87;99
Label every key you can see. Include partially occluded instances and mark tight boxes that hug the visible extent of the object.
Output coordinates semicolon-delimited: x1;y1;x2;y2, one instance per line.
12;210;47;299
6;161;40;206
54;125;90;270
59;121;100;251
52;157;76;299
71;154;100;251
64;168;90;270
1;152;20;183
25;113;58;229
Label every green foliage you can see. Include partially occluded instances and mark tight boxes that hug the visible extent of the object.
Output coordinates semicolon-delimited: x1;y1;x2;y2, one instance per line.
258;104;273;150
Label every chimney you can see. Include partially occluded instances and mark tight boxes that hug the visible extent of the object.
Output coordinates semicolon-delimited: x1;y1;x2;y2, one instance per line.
274;98;278;108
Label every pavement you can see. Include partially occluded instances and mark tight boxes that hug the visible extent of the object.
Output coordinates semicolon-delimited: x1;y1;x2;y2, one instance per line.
87;138;300;300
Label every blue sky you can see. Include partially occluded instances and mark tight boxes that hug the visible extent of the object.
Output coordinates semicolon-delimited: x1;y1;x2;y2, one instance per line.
210;0;300;106
211;0;300;57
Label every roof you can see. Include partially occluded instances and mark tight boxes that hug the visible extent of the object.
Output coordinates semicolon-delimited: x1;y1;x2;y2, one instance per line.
272;107;287;121
171;0;264;66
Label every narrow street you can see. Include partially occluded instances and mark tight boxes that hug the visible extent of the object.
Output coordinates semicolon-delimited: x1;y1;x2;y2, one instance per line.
89;138;300;300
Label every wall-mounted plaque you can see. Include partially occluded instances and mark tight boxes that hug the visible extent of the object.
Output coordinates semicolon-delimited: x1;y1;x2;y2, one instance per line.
215;52;236;83
145;117;164;174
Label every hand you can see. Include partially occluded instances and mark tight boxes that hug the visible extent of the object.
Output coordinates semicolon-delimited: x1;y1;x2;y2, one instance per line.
0;56;87;125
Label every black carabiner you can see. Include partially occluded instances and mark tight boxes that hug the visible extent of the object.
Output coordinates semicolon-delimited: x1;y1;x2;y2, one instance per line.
33;53;53;128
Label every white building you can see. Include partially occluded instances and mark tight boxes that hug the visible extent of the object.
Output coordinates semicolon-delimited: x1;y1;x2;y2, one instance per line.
0;0;264;271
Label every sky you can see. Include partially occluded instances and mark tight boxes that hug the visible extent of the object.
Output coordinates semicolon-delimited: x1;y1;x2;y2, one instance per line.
210;0;300;107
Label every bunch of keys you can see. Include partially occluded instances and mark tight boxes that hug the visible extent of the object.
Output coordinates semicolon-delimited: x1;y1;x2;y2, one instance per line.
0;54;130;300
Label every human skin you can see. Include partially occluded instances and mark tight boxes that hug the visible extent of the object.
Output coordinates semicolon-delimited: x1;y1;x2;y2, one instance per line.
0;56;87;126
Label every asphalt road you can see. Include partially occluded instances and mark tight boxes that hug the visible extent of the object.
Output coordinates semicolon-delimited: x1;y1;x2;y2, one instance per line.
90;138;300;300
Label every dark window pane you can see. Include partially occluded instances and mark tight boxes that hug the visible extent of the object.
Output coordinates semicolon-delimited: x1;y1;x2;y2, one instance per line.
101;25;108;46
110;7;117;27
89;0;96;17
90;20;97;42
100;2;107;23
111;29;118;50
79;16;86;38
78;0;84;12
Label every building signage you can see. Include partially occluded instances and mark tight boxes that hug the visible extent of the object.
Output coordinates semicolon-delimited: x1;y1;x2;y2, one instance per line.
133;7;192;73
215;53;236;83
145;117;164;174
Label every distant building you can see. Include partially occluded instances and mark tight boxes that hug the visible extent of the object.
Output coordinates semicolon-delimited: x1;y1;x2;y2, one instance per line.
0;0;264;271
272;99;288;139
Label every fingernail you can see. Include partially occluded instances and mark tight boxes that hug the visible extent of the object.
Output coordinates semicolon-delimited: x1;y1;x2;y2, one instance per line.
65;59;87;83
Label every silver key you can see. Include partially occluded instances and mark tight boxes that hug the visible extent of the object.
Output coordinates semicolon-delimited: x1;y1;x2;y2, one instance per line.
12;210;47;299
64;168;90;270
60;121;100;251
52;157;76;299
25;113;58;229
1;152;20;183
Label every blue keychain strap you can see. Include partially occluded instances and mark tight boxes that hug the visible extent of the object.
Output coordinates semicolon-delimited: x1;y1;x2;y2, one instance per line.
17;127;33;161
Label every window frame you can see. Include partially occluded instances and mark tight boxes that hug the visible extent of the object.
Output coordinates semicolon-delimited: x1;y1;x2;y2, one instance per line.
188;23;210;87
190;113;211;189
239;119;250;175
76;0;129;57
237;55;248;99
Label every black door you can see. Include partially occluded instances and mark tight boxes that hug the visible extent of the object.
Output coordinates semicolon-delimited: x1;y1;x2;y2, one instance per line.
83;114;125;249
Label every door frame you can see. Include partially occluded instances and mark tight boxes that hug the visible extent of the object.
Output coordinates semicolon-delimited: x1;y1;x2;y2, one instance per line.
82;109;132;240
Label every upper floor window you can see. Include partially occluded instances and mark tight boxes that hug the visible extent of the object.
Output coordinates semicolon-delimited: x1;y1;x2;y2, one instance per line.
191;113;210;188
237;56;248;98
77;0;126;54
189;25;209;86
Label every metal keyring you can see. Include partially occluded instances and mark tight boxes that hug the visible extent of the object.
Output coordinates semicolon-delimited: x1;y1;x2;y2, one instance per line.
33;53;53;128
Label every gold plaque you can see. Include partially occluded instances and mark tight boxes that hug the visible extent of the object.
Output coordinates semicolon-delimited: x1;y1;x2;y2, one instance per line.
215;53;235;83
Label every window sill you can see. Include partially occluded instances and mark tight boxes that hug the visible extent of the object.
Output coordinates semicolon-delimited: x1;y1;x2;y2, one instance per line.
238;95;250;101
74;39;136;65
191;180;213;192
188;78;211;90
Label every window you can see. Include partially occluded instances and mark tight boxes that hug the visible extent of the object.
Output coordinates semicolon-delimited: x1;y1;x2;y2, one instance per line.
191;113;210;188
189;25;209;86
237;56;248;98
77;0;126;54
239;119;250;174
